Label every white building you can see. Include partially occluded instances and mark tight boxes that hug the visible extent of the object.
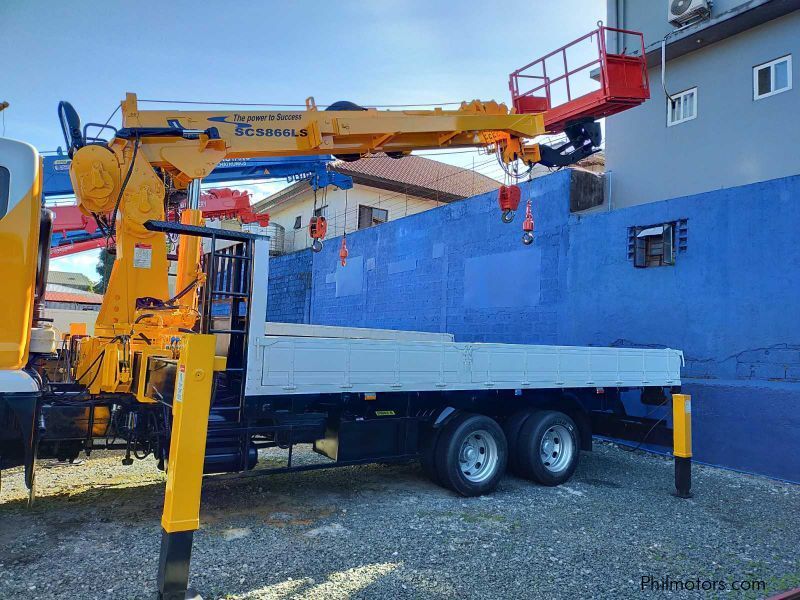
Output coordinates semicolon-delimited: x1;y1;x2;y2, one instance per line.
253;154;501;253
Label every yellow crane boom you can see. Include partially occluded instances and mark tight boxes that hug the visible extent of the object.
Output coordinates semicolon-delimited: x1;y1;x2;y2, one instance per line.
64;93;545;338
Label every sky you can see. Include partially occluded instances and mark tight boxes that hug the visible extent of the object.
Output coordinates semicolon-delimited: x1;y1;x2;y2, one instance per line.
1;0;605;278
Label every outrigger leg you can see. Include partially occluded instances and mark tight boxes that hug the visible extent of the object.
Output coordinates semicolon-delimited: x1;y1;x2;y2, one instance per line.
156;335;216;600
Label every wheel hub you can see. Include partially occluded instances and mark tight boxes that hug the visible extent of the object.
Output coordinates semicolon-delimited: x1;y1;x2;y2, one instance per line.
539;424;574;474
458;429;499;484
461;445;477;463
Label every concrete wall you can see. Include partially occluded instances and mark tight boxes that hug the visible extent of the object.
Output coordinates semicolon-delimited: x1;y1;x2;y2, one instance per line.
265;183;443;253
266;170;800;481
605;8;799;206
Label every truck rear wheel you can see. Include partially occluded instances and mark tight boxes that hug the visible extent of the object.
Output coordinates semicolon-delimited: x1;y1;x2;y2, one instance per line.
434;414;507;497
517;410;580;486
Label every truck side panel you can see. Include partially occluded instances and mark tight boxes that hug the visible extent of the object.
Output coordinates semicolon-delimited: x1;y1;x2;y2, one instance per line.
248;336;683;396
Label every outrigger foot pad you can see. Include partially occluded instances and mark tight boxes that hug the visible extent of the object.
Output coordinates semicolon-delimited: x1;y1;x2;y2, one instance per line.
156;529;199;600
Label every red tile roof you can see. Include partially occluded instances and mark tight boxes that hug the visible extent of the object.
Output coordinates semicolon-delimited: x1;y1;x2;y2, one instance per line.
253;153;501;212
332;154;500;202
45;290;103;304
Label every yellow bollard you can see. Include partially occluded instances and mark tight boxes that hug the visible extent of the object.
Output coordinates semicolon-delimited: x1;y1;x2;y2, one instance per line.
672;393;692;498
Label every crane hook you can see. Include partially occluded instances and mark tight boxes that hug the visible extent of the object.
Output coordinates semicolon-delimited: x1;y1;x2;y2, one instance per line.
521;199;535;246
339;236;348;267
309;215;328;253
497;185;521;223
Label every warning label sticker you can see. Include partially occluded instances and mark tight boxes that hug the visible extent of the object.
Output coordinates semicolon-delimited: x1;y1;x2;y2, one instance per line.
133;243;152;269
175;364;185;403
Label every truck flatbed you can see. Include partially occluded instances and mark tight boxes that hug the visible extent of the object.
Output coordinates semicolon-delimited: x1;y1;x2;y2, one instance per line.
246;334;683;396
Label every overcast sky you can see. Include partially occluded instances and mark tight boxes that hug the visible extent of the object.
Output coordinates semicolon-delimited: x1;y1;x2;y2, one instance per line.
1;0;605;277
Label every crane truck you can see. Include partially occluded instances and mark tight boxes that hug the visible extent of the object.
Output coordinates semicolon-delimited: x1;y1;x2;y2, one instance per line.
0;26;693;600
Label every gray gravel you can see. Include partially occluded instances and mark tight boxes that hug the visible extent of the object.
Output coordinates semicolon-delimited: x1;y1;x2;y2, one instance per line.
1;442;798;600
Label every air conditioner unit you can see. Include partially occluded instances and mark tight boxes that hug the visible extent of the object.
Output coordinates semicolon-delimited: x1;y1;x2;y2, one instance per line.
668;0;711;27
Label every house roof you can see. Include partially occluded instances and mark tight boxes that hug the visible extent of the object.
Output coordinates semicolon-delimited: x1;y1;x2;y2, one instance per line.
253;153;501;212
333;154;501;201
528;150;605;179
45;284;103;304
47;270;94;289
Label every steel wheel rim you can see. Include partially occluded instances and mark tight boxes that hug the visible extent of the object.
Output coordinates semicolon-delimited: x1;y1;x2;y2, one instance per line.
458;429;499;483
540;424;574;474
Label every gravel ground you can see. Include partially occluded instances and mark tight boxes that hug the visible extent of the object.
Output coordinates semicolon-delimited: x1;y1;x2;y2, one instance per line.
0;442;798;600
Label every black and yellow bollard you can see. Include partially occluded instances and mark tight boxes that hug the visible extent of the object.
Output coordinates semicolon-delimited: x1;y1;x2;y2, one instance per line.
672;393;693;498
157;334;217;600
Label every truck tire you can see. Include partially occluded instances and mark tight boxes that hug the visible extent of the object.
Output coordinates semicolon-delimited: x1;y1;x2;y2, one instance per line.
503;410;534;476
434;414;507;497
517;411;580;486
422;413;471;485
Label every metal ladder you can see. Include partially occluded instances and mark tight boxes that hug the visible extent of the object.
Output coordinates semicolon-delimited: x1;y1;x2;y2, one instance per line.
201;235;255;425
145;220;261;471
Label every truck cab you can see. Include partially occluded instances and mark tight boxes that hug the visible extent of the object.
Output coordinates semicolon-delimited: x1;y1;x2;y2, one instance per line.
0;137;56;484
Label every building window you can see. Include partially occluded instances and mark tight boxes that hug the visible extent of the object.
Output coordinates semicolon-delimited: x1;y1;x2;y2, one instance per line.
293;215;302;229
754;55;792;100
314;205;328;218
628;220;688;268
667;88;697;127
358;205;388;230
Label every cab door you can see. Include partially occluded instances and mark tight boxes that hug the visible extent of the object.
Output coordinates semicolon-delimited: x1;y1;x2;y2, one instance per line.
0;138;41;370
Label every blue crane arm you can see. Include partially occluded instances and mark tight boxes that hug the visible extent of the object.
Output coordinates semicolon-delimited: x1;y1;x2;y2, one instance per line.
42;151;352;198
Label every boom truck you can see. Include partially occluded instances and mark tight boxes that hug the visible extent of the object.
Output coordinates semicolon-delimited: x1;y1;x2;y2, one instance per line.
0;26;693;600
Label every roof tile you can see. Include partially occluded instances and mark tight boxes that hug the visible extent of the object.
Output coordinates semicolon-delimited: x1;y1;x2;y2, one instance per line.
332;153;500;201
45;291;103;304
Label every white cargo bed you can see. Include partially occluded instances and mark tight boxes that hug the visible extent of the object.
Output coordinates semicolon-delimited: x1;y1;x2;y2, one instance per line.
244;335;683;396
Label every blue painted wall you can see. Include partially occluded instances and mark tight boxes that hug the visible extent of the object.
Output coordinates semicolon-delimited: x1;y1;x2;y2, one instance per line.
266;170;800;482
562;174;800;482
307;171;572;344
266;249;313;324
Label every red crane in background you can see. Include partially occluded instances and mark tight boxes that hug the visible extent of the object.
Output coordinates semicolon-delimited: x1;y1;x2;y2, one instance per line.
49;188;268;258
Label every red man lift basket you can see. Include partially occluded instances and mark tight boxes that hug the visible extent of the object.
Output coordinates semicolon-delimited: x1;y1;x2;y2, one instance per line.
509;25;649;133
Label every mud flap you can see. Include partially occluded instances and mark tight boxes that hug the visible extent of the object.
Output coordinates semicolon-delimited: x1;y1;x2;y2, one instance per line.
1;393;42;498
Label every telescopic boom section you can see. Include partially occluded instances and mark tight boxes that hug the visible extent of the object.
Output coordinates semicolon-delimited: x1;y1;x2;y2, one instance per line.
117;93;544;185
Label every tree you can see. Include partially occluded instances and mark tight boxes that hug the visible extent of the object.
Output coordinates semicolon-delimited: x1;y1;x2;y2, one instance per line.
94;249;114;294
